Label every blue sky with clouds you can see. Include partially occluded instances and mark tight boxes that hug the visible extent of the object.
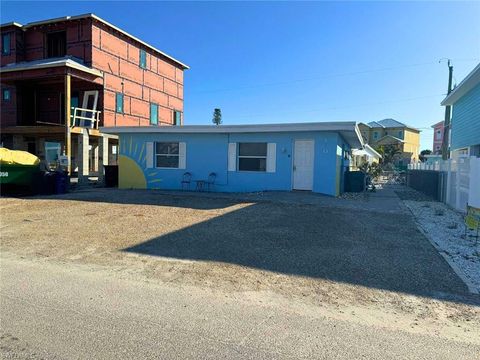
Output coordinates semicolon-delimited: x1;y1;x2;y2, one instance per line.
2;1;479;149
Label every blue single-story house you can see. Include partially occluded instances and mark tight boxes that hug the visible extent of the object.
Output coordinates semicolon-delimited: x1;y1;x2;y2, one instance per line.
101;122;363;196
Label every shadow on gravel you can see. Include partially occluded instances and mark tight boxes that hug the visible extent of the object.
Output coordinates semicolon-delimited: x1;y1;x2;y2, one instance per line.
9;188;476;304
8;189;242;210
124;200;477;305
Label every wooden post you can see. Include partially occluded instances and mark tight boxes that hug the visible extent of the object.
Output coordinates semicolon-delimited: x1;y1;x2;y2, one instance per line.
442;61;453;160
65;73;71;174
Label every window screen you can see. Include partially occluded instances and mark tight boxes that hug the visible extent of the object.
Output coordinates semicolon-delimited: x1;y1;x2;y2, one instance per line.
238;143;267;171
155;142;179;168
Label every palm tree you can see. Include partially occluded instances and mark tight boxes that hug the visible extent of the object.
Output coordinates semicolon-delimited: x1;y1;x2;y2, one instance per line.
376;144;401;165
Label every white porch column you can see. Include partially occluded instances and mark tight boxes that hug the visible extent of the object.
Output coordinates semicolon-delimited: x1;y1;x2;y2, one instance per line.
98;136;109;184
92;143;99;173
78;129;90;184
65;73;72;174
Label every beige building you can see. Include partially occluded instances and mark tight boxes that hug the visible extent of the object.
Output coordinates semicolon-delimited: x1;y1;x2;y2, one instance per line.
358;119;420;165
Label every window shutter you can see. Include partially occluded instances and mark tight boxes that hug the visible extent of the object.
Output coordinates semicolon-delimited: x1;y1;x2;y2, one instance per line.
266;143;276;173
146;142;154;168
228;143;236;171
179;142;186;169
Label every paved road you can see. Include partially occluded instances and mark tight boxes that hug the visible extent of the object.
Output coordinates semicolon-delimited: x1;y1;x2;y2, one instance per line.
1;256;478;359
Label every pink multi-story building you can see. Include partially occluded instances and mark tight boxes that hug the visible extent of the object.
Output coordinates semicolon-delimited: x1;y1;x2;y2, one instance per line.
1;13;188;181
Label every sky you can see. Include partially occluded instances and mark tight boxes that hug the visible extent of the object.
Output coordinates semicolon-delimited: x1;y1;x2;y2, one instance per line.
1;1;479;150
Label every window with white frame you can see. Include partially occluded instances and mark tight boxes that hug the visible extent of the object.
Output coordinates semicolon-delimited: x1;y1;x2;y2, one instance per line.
155;142;179;168
238;143;267;171
436;130;442;140
373;131;378;139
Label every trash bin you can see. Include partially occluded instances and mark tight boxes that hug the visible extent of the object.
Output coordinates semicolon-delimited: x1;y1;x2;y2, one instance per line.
0;163;41;195
344;171;366;192
54;171;69;194
104;165;118;187
41;171;56;195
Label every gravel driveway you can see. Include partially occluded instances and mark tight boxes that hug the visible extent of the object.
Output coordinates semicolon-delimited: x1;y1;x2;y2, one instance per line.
1;187;478;333
125;193;467;297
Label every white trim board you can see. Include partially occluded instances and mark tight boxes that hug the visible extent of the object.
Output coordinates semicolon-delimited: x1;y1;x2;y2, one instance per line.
102;122;364;149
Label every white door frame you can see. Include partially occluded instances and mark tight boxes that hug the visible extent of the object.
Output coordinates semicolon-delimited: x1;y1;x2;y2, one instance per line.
292;139;315;191
80;90;99;126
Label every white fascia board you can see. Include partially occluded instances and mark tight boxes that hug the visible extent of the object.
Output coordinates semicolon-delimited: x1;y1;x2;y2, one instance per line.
364;144;382;158
0;59;103;78
441;63;480;106
354;123;364;147
89;14;190;70
101;122;359;134
101;121;364;149
21;15;74;28
0;22;23;28
65;59;104;77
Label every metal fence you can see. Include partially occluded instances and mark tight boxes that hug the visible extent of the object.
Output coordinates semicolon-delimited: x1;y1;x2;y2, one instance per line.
408;156;480;212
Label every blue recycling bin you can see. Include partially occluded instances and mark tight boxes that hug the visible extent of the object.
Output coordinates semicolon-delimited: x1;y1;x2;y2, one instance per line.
54;171;69;194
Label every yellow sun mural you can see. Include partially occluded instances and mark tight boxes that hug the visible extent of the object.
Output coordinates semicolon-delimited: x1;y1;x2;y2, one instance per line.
118;136;163;189
118;155;147;188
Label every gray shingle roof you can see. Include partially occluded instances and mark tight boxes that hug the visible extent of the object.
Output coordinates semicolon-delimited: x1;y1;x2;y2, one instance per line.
367;118;418;130
367;118;406;128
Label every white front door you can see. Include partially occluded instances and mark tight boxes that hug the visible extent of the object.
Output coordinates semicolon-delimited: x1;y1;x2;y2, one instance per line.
293;140;314;190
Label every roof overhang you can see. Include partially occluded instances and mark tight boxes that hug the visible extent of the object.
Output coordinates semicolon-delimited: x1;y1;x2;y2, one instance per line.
353;144;382;159
101;121;364;149
0;57;103;78
374;135;405;144
441;63;480;106
365;144;382;158
0;21;23;28
14;13;189;70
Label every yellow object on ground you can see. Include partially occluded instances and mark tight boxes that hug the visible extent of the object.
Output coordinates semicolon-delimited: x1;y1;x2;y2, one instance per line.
0;148;40;166
466;206;480;230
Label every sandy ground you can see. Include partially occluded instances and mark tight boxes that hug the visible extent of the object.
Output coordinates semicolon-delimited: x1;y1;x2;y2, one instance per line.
1;188;479;345
2;255;479;359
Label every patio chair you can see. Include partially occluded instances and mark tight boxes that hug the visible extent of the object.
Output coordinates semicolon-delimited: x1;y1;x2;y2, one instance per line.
181;172;192;191
206;172;216;192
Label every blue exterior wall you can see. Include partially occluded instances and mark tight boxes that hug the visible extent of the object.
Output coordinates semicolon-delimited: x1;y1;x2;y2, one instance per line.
336;135;351;195
451;83;480;151
118;131;350;196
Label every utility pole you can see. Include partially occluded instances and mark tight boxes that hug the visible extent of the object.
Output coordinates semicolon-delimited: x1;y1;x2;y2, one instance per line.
441;60;453;160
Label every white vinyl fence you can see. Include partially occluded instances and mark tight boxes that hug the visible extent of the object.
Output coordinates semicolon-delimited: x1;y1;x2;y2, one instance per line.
408;156;480;212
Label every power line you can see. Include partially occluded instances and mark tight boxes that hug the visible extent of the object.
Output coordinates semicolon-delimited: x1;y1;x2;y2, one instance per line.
191;61;437;94
230;93;444;119
190;58;479;95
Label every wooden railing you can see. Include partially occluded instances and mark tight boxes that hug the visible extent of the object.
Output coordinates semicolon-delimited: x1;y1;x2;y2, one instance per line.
70;107;101;129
